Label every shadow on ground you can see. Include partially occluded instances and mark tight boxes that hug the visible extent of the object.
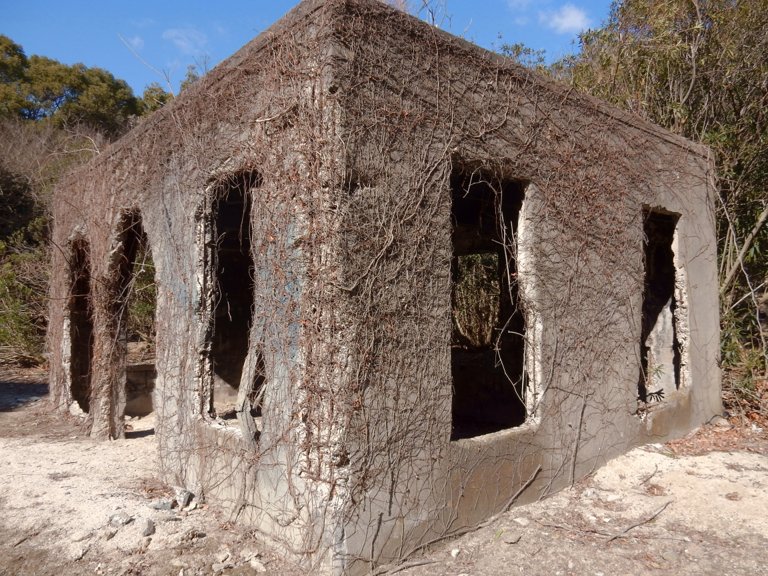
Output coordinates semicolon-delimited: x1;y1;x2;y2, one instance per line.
0;372;48;412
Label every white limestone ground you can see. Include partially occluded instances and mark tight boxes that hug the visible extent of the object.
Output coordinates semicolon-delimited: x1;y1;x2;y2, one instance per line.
1;372;766;576
0;374;302;576
397;437;768;576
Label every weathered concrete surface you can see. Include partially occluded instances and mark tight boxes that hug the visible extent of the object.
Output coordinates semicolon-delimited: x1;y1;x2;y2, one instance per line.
48;0;720;573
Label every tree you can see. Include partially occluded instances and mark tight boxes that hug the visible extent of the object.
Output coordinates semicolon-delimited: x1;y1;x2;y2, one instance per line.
557;0;768;385
22;57;140;136
0;118;104;364
140;82;173;114
499;42;547;70
0;37;154;364
0;35;28;118
179;64;201;93
1;36;142;136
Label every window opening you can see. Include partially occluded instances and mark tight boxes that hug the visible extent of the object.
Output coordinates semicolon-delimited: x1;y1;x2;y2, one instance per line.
638;209;681;406
208;171;263;423
69;239;94;413
114;213;157;418
451;168;527;440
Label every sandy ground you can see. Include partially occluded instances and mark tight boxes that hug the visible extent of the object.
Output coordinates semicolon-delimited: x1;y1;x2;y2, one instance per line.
1;369;767;576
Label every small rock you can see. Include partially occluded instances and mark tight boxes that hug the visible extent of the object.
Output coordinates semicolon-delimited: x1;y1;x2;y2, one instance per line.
70;545;88;561
512;517;530;527
605;493;621;502
174;487;193;509
69;402;86;417
102;527;118;541
450;548;460;558
109;512;134;527
139;518;156;536
240;546;261;561
185;501;198;511
712;415;731;428
149;498;174;510
71;530;91;543
215;549;231;563
249;558;267;573
212;562;233;573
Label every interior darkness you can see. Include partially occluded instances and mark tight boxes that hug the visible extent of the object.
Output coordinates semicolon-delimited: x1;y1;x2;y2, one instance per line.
638;210;681;401
210;172;261;416
69;240;94;413
451;169;527;440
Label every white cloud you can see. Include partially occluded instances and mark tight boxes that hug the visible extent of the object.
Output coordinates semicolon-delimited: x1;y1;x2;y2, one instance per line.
126;35;144;51
540;3;591;34
162;28;208;55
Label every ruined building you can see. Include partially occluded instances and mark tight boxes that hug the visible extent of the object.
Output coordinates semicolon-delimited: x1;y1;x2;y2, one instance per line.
48;0;721;573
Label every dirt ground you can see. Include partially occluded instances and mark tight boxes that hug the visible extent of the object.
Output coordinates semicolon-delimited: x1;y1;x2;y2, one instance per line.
2;369;767;576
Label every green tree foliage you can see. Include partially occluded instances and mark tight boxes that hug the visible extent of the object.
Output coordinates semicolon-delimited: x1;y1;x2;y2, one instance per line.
0;36;28;117
179;64;201;93
557;0;768;388
0;34;145;136
140;82;173;114
500;42;547;70
0;35;166;365
21;56;139;136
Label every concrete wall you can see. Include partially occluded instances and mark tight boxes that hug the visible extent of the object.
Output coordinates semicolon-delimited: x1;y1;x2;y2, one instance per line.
325;2;720;572
48;1;720;574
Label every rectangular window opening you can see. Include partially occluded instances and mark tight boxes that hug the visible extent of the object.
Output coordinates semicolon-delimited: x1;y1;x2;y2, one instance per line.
450;169;528;440
209;172;263;423
69;240;94;414
116;213;157;419
638;209;681;406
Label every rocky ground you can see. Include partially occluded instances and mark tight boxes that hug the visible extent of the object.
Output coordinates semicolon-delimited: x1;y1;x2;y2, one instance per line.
1;369;767;576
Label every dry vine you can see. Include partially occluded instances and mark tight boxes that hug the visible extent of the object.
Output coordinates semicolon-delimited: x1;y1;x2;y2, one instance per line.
46;0;720;573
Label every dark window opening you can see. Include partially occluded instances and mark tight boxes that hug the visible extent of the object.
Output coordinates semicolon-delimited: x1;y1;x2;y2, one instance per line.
451;169;527;440
638;209;681;404
69;239;94;413
115;213;157;418
209;171;263;420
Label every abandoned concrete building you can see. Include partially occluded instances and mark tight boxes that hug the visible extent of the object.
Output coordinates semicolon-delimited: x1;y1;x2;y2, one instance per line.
48;0;721;573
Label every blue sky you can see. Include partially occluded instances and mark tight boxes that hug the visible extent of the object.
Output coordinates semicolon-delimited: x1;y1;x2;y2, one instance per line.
2;1;611;96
